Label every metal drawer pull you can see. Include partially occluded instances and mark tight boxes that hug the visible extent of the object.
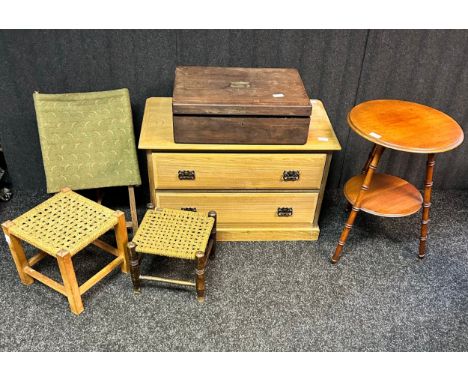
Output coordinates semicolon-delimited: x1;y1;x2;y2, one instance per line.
277;207;293;217
282;170;300;181
181;207;197;212
178;170;195;180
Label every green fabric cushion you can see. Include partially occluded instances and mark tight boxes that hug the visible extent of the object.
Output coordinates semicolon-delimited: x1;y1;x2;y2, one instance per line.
34;88;141;193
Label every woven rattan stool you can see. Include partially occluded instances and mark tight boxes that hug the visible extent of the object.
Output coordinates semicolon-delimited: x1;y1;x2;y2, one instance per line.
127;206;216;302
1;188;129;315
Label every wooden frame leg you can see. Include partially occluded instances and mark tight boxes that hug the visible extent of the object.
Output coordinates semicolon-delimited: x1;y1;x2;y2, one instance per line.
208;210;217;260
114;210;129;273
128;186;138;237
146;150;156;208
419;154;435;259
57;249;84;315
332;145;385;264
196;251;206;302
127;242;141;293
2;222;34;285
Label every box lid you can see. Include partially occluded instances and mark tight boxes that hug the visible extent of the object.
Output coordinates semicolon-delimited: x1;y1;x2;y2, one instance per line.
172;66;312;117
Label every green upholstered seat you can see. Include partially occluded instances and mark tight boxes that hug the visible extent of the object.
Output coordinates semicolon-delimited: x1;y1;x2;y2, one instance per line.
33;88;141;193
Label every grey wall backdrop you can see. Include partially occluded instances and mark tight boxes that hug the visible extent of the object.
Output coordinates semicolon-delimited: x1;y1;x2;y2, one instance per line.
0;30;467;204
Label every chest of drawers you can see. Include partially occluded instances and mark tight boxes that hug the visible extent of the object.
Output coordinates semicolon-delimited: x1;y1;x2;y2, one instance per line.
139;97;341;241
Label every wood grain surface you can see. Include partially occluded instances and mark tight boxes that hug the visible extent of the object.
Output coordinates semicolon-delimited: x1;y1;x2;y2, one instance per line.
344;173;423;217
152;153;326;190
172;66;311;116
139;98;341;152
155;191;318;225
214;225;320;241
348;100;464;153
173;115;310;145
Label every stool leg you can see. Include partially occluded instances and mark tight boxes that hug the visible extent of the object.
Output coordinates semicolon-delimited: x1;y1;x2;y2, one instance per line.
332;145;385;264
57;250;84;315
196;251;206;302
127;242;141;293
208;211;217;260
419;154;436;259
114;210;129;273
2;222;34;285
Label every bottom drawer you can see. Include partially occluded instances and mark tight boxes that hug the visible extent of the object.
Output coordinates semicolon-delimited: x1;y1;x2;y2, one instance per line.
155;191;318;225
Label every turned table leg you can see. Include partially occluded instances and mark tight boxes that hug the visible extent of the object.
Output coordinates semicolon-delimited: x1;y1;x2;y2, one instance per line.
362;144;378;175
419;154;436;259
332;145;385;264
346;144;378;211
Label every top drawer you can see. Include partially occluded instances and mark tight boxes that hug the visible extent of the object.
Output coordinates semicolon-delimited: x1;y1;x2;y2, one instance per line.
152;153;326;190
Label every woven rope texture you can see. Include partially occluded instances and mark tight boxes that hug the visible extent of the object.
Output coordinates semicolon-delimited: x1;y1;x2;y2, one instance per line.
10;191;117;256
34;88;141;193
133;208;214;260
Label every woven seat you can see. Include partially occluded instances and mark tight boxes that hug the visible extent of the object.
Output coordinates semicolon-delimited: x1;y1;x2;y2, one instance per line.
133;208;214;260
128;207;217;302
2;188;129;315
10;190;117;256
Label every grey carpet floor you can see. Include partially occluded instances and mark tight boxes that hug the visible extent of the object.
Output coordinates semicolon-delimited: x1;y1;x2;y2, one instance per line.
0;190;467;351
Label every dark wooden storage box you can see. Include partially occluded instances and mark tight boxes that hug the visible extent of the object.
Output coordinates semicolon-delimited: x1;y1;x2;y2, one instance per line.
172;66;312;144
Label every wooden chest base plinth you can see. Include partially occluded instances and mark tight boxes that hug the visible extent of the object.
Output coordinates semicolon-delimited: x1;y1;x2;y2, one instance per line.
216;225;320;241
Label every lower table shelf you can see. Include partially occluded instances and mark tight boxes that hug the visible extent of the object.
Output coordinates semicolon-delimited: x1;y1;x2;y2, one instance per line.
344;173;423;217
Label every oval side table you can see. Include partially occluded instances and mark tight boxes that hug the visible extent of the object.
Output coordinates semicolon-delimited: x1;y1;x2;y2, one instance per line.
332;99;464;263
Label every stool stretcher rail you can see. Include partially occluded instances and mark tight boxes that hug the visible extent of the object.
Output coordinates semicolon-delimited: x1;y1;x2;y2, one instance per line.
79;256;124;295
23;266;66;295
139;275;196;287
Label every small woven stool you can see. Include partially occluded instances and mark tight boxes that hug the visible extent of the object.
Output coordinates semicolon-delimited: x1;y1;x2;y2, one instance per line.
1;188;129;315
128;206;216;302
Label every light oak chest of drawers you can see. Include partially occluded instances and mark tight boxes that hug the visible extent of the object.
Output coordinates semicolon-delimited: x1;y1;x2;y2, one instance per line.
139;97;341;241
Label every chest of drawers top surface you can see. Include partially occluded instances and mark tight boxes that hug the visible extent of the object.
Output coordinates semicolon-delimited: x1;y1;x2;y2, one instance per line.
139;97;341;152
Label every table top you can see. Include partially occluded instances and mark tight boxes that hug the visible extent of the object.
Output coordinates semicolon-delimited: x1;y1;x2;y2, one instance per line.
138;97;341;152
348;100;464;153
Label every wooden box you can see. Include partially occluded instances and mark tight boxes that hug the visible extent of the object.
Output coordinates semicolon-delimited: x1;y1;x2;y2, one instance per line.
139;97;341;241
172;66;312;145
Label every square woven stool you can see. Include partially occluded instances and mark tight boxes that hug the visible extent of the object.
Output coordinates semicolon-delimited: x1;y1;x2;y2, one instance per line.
128;206;217;302
1;188;129;315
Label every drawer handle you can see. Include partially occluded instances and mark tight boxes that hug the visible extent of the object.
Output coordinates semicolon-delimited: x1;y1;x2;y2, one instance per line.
178;170;195;180
277;207;293;217
181;207;197;212
283;170;300;181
